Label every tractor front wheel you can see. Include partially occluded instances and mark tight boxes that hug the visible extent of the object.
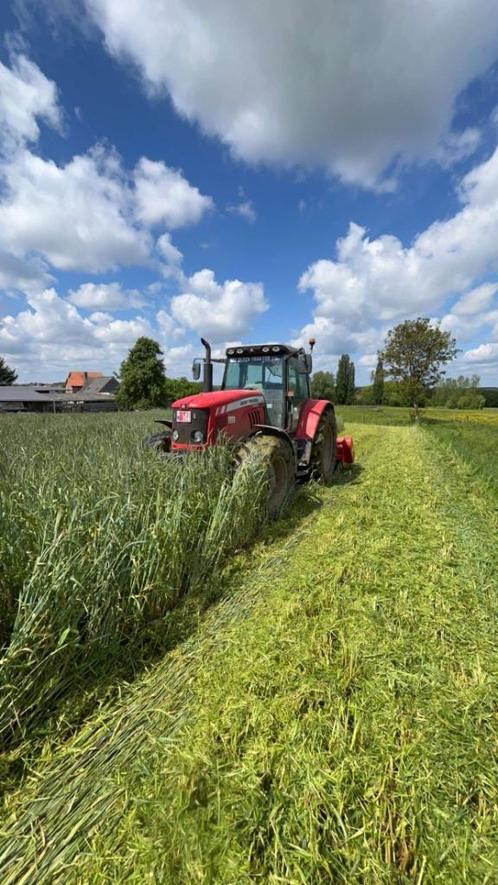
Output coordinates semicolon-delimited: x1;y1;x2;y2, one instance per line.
144;431;171;453
310;410;337;483
239;434;295;519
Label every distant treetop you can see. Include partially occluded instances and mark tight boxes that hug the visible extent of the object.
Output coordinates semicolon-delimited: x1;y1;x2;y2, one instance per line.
0;356;17;386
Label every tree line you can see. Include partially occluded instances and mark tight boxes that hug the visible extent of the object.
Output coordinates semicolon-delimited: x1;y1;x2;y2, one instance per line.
310;353;356;404
311;318;489;409
116;338;201;409
1;318;496;410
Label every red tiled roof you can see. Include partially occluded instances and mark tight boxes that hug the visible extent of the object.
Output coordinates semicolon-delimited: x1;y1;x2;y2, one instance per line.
65;371;104;389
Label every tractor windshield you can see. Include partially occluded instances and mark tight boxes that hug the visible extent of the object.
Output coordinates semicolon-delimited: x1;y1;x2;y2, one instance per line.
223;356;285;427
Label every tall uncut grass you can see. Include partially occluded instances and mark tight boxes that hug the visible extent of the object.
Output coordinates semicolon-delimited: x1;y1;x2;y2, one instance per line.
424;418;498;498
0;413;267;746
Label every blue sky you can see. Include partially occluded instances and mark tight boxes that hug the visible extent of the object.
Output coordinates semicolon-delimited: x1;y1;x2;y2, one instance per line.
1;1;498;384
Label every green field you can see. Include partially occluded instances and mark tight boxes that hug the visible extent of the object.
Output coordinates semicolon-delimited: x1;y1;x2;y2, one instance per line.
1;409;498;882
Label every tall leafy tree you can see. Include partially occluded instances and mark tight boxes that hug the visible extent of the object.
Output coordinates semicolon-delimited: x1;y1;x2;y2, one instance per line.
346;359;355;404
310;370;335;401
372;357;384;404
117;337;168;410
336;354;353;404
380;318;458;408
0;356;17;385
165;376;202;403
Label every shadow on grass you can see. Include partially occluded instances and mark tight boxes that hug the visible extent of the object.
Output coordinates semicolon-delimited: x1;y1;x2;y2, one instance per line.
0;463;364;798
334;462;364;486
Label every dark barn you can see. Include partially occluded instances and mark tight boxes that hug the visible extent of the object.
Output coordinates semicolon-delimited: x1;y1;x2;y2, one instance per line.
0;385;118;413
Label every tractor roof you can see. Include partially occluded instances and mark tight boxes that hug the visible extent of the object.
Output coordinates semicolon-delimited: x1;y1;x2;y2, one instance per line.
225;343;301;358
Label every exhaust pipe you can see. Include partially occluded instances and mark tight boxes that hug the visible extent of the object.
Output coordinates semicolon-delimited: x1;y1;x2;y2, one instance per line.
201;338;213;392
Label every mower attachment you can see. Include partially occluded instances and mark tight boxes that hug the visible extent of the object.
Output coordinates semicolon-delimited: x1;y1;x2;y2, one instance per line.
336;435;355;466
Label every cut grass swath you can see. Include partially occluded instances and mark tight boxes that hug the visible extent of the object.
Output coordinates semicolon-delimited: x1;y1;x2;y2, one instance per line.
1;422;498;882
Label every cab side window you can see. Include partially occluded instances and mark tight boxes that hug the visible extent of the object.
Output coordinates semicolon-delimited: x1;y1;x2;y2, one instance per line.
288;358;309;402
286;357;309;431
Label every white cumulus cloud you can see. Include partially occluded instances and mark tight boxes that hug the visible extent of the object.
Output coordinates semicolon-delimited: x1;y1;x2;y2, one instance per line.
297;146;498;359
0;250;52;293
0;287;159;378
156;308;184;339
451;283;498;316
0;269;268;379
68;282;145;310
92;315;152;343
0;287;93;355
0;146;151;273
0;53;214;282
156;232;184;278
171;268;267;341
463;342;498;365
227;199;256;223
0;146;213;278
0;53;62;150
134;157;213;228
86;0;498;187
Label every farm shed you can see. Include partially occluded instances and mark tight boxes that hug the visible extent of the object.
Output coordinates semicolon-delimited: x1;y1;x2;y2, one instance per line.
0;385;118;413
78;375;119;395
60;392;118;412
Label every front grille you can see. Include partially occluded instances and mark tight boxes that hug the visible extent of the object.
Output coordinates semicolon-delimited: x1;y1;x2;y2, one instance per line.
172;408;209;444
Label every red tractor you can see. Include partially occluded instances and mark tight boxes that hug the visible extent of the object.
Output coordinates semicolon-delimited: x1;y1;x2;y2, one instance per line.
148;338;354;516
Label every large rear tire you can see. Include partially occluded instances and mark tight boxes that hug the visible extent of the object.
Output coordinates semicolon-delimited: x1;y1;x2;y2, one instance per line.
310;409;337;483
239;434;295;519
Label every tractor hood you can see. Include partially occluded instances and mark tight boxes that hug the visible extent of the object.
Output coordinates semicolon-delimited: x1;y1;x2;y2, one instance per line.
172;389;265;411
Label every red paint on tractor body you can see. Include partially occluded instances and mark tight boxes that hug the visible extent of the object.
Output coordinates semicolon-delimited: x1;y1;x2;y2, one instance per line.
170;389;266;451
169;387;355;469
294;398;333;442
173;389;255;411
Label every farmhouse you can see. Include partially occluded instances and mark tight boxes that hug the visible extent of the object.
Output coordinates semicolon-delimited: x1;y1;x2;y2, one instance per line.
64;371;118;394
0;372;118;413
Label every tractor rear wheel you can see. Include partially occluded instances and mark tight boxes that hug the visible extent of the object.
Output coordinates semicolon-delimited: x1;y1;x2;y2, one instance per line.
310;409;337;483
239;434;295;519
144;431;171;453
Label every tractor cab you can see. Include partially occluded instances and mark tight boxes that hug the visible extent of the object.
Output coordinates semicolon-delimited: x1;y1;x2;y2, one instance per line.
221;344;311;431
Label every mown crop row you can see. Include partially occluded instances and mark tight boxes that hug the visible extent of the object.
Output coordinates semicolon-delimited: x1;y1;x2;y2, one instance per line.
0;413;267;748
338;404;498;496
2;420;498;883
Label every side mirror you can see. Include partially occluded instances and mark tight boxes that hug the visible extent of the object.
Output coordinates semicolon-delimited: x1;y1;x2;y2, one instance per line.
192;358;201;381
298;355;312;373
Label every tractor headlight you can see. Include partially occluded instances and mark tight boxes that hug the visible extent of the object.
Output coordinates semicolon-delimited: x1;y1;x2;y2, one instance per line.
192;430;204;443
172;429;179;441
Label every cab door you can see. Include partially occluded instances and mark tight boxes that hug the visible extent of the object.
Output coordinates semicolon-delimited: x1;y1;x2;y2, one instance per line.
286;357;310;432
